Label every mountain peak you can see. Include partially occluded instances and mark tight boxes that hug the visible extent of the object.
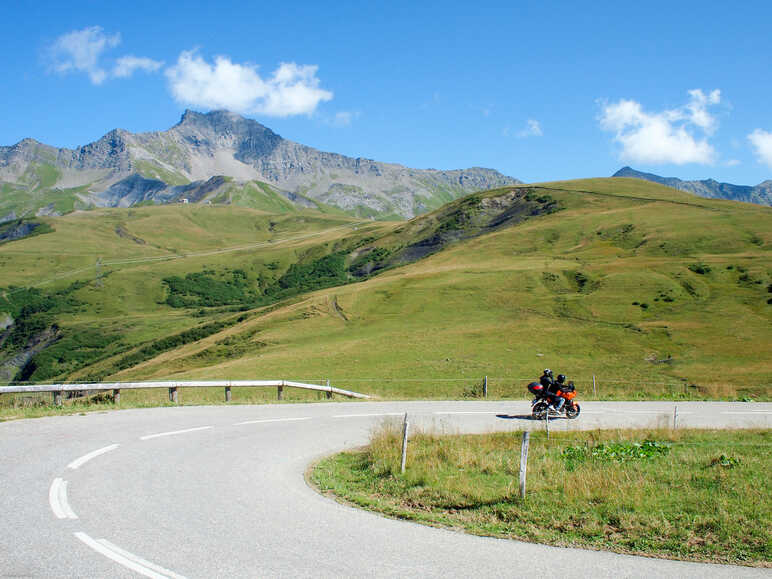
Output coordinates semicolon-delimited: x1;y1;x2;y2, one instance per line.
611;167;771;206
177;109;264;129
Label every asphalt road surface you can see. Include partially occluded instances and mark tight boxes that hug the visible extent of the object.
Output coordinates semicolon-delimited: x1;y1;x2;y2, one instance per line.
1;400;770;578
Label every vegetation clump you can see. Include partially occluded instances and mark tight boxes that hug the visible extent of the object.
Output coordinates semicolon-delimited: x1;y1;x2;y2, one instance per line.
562;439;670;465
163;269;257;308
688;263;712;275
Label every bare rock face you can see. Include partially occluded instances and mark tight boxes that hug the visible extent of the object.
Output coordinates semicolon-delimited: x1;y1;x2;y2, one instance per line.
0;110;521;219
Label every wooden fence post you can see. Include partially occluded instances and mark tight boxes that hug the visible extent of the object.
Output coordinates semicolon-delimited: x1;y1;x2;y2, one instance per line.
113;389;120;404
225;386;231;402
400;413;409;474
519;431;530;499
277;385;283;400
483;376;488;398
326;378;332;399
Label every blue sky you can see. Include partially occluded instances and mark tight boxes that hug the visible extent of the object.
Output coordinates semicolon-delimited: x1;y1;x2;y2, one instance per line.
1;0;771;185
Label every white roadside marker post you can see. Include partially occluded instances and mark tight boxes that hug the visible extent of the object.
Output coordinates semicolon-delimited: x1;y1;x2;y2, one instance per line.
400;413;409;474
519;431;530;499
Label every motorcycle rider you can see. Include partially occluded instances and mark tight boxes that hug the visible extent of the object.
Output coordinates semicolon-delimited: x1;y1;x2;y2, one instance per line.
548;374;567;412
539;368;554;389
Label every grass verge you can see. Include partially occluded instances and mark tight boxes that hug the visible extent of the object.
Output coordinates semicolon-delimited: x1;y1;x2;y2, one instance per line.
311;426;771;566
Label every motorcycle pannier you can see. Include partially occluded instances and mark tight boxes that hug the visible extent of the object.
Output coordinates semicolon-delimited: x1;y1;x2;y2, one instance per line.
527;382;544;395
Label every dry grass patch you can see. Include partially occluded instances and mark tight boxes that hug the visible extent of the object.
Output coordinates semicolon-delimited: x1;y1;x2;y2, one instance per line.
312;425;771;566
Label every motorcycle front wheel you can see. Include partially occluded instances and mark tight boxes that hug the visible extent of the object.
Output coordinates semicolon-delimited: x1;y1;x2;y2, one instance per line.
565;403;580;419
532;401;549;420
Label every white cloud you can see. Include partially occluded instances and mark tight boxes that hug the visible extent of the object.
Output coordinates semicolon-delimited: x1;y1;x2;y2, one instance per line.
49;26;120;85
726;159;741;167
748;129;772;168
113;55;164;78
516;119;543;138
165;51;333;116
49;26;162;84
329;111;359;127
599;89;721;165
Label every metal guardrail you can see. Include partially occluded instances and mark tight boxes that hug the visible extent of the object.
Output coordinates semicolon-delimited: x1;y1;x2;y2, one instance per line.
0;380;370;405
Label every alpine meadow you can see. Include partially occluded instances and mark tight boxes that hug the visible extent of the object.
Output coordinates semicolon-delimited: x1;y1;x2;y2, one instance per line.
1;175;769;414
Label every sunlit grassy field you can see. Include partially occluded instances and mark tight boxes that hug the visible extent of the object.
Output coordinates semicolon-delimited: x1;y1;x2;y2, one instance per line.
1;178;770;409
312;425;771;566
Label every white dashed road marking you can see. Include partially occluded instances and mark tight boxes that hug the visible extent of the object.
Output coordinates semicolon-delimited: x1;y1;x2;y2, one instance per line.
234;417;312;425
140;426;212;441
721;411;772;415
333;413;405;418
49;478;77;519
67;444;119;470
74;532;186;579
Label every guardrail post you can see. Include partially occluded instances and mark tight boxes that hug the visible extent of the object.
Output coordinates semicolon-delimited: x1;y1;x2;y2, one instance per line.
483;375;488;398
113;389;121;404
53;390;63;406
225;386;232;402
169;386;178;404
277;385;283;400
326;378;332;399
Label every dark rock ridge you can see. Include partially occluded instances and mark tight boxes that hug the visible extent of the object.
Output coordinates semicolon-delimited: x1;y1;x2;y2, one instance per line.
0;110;520;219
613;167;771;206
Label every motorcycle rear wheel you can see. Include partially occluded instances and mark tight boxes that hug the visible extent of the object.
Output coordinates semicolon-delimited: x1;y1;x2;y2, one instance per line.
565;403;580;419
532;401;549;420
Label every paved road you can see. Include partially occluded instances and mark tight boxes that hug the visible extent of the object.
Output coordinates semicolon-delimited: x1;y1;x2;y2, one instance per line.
1;400;770;578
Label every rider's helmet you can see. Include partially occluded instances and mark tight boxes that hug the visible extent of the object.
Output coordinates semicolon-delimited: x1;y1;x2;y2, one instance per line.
556;374;566;384
543;368;552;376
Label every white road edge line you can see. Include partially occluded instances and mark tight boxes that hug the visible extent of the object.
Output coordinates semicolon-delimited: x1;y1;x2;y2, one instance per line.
434;411;497;415
68;444;119;470
140;426;212;441
98;538;188;579
49;478;77;519
234;417;311;425
721;411;772;415
74;532;185;579
333;413;405;418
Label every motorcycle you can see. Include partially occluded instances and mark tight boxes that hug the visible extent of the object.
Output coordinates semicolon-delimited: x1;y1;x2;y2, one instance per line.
527;381;580;420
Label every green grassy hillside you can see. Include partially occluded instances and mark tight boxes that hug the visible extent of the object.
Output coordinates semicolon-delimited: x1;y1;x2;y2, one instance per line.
1;178;770;402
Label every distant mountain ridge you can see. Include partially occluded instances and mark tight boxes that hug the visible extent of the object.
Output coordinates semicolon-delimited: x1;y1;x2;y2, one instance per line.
0;110;519;220
613;166;772;206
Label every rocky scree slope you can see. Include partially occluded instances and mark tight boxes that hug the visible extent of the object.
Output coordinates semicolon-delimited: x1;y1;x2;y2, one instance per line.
613;166;772;206
0;110;519;220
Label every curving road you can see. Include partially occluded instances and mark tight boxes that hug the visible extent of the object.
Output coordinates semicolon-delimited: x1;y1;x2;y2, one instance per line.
1;400;770;578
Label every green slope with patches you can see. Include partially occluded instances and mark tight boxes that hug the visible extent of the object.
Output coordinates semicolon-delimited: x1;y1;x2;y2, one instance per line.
0;178;769;404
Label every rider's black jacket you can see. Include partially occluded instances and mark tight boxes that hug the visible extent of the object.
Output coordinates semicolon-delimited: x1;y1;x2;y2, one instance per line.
539;374;553;389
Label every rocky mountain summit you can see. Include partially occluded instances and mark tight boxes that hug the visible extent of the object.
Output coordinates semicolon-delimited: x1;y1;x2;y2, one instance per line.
613;167;772;206
0;110;519;220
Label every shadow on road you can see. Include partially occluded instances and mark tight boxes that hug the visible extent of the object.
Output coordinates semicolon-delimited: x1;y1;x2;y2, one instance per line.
496;414;568;421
